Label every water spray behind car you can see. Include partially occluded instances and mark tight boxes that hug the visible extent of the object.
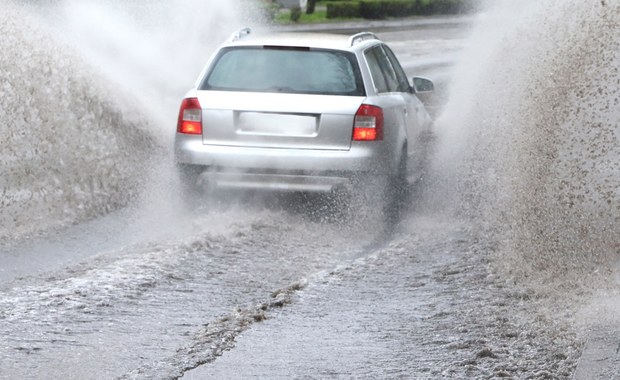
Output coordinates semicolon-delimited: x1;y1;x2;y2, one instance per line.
429;0;620;288
0;0;250;241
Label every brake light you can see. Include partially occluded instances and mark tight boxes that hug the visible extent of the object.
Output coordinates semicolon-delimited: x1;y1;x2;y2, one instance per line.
353;104;383;141
177;97;202;135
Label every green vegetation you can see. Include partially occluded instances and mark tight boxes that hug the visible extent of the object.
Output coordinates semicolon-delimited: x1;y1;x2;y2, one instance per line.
327;0;468;19
274;7;361;24
271;0;471;24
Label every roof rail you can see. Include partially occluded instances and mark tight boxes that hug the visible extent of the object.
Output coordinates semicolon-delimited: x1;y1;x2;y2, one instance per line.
348;32;379;47
229;27;251;42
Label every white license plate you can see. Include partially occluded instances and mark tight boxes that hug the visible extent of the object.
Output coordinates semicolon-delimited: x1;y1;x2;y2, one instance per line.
236;112;318;137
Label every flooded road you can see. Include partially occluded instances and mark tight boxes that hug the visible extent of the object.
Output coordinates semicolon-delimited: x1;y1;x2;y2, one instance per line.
183;216;582;379
1;1;619;379
0;207;377;378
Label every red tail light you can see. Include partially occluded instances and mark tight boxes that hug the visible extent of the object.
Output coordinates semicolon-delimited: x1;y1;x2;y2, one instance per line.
353;104;383;141
177;97;202;135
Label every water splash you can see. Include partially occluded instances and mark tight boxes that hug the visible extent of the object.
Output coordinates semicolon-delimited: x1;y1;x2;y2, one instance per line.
430;0;620;285
0;2;155;241
0;0;250;241
48;0;251;142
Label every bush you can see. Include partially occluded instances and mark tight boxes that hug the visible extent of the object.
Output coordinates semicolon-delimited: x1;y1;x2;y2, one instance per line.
306;0;317;14
290;6;302;21
423;0;468;14
326;1;361;18
359;0;416;19
326;0;470;20
326;0;473;19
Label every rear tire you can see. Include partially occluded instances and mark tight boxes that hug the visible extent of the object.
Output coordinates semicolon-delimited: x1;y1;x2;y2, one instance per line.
384;149;409;227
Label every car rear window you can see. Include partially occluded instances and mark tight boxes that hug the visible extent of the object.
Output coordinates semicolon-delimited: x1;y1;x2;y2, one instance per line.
201;46;365;96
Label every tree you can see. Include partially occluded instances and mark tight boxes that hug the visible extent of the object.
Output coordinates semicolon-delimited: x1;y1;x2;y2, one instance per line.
306;0;317;14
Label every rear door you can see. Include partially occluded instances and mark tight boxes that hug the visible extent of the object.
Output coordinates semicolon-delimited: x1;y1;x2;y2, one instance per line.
382;45;428;141
365;45;423;155
363;45;411;152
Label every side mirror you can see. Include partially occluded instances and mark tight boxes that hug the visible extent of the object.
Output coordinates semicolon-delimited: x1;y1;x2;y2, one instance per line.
412;77;434;93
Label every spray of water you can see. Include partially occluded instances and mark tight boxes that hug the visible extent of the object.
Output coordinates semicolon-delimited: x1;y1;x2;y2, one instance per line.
0;2;153;241
430;0;620;287
0;0;256;241
49;0;253;141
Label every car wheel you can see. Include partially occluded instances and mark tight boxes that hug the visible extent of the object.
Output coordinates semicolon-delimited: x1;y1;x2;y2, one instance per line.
384;148;409;226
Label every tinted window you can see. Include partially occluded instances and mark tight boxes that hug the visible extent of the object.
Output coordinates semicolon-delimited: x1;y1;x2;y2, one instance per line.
364;46;389;93
202;47;365;96
382;45;411;93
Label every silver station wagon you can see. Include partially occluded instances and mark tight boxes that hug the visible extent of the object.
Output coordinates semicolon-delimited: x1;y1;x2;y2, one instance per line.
174;28;433;209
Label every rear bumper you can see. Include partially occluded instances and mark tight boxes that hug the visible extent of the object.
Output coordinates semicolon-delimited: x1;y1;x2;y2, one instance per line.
175;135;382;171
196;171;351;193
174;134;387;192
